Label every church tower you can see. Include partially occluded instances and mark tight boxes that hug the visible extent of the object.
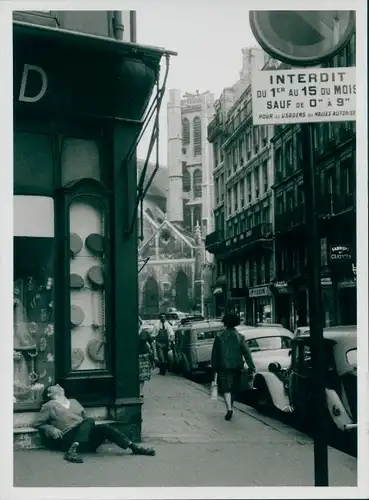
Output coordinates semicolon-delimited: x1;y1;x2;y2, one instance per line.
167;89;183;224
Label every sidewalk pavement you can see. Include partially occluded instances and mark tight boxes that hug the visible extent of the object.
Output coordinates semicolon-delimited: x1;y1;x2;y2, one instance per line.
13;372;357;487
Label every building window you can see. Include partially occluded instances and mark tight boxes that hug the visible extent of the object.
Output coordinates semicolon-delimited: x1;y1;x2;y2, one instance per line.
261;126;268;146
232;265;237;289
193;116;202;156
233;185;238;212
254;167;260;199
286;189;294;211
213;142;218;168
240;178;245;207
182;118;190;146
320;237;328;267
262;162;268;193
245;260;250;287
220;173;225;200
276;194;284;215
254;208;261;227
61;138;100;185
297;183;305;206
14;132;54;191
260;257;266;284
247;173;252;203
253;126;259;153
285;139;293;174
246;131;251;158
183;169;191;192
262;204;270;224
14;196;55;408
275;148;282;181
233;147;238;172
193;169;202;197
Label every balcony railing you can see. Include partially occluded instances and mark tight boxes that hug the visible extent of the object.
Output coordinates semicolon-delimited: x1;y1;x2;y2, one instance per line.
207;117;222;138
205;230;225;249
275;204;306;232
206;224;273;255
318;193;354;217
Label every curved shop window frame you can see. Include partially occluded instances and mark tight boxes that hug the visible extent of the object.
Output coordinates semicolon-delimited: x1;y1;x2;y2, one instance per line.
56;178;114;402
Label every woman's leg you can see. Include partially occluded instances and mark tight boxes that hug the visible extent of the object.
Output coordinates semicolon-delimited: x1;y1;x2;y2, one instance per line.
140;382;145;397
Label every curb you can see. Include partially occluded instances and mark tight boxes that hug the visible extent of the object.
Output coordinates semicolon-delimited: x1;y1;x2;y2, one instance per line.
181;375;313;445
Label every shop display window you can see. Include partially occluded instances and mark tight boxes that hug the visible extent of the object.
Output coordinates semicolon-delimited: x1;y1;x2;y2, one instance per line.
69;194;107;371
14;196;55;408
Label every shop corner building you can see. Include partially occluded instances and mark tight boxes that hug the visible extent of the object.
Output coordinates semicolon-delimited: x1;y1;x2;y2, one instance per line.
13;10;168;448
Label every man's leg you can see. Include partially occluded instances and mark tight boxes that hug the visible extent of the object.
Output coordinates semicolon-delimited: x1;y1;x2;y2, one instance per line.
90;424;155;456
156;343;166;375
63;419;96;463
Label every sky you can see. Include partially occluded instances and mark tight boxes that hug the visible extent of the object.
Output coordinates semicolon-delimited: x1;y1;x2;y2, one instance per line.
134;0;259;165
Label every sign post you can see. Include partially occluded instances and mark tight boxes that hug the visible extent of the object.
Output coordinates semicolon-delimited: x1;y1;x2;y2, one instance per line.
249;10;356;487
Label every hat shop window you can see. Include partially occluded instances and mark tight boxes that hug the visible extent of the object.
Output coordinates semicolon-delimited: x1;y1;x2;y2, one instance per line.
61;137;110;374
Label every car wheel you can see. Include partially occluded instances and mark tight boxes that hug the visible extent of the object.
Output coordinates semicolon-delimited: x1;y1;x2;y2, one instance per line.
181;354;191;377
254;381;273;414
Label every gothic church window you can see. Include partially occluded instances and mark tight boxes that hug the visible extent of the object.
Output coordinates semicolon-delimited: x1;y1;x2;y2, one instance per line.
193;116;202;156
182;118;190;145
193;169;202;198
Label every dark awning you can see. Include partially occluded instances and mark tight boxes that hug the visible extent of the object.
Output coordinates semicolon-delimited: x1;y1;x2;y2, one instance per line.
13;21;177;60
13;21;177;123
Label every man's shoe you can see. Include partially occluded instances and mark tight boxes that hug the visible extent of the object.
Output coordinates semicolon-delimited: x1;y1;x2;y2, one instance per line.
64;450;83;463
130;443;156;456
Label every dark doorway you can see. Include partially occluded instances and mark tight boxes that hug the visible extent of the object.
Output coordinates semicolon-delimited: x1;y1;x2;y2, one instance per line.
175;271;189;312
142;277;159;318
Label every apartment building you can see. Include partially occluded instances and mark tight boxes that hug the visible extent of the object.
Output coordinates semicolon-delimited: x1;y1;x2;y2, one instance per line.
272;33;356;329
206;50;279;323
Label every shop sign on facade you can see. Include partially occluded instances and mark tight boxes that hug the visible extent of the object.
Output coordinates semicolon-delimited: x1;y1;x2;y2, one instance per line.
249;285;270;298
252;67;356;125
329;244;353;262
273;281;289;294
338;279;356;289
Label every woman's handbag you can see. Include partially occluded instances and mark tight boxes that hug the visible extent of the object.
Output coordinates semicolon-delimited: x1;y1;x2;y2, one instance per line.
211;373;218;401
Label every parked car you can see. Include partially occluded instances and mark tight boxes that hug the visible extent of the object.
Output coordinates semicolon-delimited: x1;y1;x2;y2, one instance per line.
252;325;357;438
237;324;294;402
168;319;224;375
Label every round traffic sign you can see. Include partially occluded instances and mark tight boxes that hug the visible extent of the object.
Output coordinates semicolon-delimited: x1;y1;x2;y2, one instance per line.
249;11;355;66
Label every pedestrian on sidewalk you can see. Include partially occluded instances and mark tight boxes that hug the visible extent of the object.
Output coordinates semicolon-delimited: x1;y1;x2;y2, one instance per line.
211;312;256;421
33;384;156;463
152;312;174;375
138;320;155;398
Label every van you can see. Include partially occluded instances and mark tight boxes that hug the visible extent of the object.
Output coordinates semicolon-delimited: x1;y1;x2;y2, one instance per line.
168;319;224;375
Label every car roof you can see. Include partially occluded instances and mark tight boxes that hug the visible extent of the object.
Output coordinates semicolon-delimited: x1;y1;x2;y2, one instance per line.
178;320;223;330
237;325;293;339
296;325;357;343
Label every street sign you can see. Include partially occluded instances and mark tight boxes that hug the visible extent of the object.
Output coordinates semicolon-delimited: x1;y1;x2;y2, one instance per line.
249;11;355;66
252;67;356;124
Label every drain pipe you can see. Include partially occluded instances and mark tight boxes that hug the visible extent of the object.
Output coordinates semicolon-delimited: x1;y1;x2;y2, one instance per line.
113;11;124;40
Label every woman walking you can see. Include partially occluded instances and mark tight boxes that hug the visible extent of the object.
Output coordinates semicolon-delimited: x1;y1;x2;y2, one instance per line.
211;312;256;421
138;322;155;398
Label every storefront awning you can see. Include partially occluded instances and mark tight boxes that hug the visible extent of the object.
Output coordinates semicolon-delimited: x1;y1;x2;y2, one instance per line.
213;287;223;295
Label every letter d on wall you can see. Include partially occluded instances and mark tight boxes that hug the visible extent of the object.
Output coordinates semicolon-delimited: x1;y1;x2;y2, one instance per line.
19;64;48;103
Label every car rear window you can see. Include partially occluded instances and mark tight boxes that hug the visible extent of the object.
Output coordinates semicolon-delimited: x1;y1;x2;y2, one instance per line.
246;336;292;352
196;330;217;340
346;348;357;366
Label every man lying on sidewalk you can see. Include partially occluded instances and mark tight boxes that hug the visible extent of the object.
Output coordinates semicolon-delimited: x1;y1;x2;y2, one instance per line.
33;384;155;463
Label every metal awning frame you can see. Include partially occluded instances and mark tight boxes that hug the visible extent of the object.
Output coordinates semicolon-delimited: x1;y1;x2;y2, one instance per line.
124;52;172;240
